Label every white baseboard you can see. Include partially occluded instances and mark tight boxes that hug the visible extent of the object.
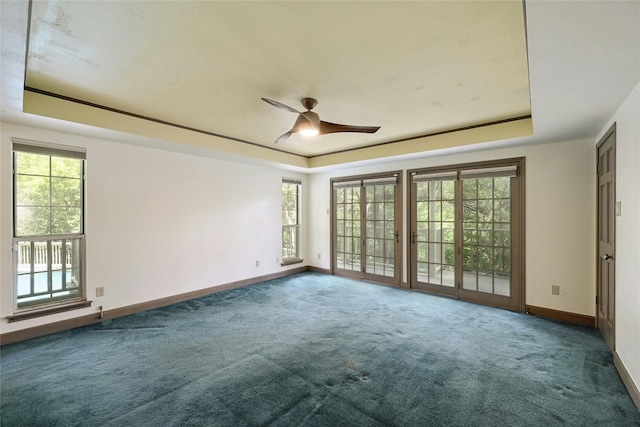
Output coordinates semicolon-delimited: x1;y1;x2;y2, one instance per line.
613;350;640;412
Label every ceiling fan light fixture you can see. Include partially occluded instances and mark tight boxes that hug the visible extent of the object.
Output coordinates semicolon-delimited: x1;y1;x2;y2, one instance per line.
295;111;320;136
262;97;380;144
299;128;319;137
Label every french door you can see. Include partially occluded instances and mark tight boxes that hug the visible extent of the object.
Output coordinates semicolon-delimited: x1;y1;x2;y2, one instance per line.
408;159;524;311
331;172;402;286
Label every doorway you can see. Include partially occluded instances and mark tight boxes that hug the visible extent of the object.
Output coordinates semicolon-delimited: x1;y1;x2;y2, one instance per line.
596;124;616;352
408;159;525;311
331;172;402;287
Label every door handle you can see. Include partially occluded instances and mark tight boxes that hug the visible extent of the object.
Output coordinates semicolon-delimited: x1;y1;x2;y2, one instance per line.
602;254;614;261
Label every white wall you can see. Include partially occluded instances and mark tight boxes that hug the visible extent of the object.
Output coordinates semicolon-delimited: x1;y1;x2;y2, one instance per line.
308;138;596;316
0;123;306;334
597;81;640;393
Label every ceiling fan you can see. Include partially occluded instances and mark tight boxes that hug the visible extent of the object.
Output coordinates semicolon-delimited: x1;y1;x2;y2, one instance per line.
261;97;381;144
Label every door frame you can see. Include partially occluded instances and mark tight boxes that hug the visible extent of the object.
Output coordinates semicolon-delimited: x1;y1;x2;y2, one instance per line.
596;123;616;351
406;157;526;312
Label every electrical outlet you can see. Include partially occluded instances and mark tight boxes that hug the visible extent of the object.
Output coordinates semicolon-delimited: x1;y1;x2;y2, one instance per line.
276;257;280;264
317;253;321;260
551;285;560;296
96;287;104;297
255;260;259;267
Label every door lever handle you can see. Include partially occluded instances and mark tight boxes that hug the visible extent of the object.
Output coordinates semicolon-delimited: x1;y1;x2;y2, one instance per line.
602;254;614;261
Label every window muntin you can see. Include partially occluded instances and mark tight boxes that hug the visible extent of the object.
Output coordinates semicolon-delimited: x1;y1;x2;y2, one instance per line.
13;142;85;310
282;179;302;263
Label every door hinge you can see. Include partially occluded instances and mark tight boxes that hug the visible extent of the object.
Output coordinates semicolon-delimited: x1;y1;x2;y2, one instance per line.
596;163;601;175
596;295;599;305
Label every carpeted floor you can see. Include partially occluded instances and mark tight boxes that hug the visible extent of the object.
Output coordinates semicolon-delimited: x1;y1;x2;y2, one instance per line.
1;272;639;426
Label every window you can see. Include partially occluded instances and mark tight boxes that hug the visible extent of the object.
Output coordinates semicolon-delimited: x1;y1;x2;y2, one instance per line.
282;178;302;264
12;140;86;311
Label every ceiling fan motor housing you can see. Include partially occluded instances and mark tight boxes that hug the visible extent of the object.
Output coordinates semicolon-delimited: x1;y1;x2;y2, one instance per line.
301;97;318;110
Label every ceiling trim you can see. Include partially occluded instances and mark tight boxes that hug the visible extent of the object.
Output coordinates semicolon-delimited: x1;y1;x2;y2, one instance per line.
320;115;532;158
308;117;533;168
22;89;310;168
23;86;534;169
24;86;303;159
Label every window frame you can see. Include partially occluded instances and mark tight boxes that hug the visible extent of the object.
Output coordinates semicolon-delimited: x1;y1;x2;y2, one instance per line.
281;178;303;266
11;139;88;316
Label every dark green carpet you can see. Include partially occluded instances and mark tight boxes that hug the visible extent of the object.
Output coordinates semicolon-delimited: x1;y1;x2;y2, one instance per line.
1;272;639;426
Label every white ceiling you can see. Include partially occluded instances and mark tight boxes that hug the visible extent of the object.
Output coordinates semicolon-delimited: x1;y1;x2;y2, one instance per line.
1;1;639;171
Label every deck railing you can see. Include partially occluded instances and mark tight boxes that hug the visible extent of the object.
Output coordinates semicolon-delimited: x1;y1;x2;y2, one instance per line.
17;240;75;268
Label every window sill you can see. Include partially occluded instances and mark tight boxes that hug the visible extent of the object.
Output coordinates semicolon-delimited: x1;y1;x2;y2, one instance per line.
7;300;93;323
281;259;304;267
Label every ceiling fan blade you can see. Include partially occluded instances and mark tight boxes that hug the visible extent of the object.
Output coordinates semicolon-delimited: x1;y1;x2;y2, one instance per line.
261;98;300;114
319;121;381;135
275;131;293;144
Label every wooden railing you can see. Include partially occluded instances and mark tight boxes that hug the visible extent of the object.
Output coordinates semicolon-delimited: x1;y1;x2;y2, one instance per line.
17;241;75;267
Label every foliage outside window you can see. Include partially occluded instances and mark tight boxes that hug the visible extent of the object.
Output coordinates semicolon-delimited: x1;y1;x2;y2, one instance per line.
282;179;302;264
461;176;511;279
13;142;86;310
415;177;510;280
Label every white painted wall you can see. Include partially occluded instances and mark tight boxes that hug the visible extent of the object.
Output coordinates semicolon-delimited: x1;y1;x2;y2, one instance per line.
308;138;596;316
0;123;306;334
597;81;640;394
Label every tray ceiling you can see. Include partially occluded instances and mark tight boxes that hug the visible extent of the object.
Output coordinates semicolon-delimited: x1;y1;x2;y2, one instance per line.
23;1;532;167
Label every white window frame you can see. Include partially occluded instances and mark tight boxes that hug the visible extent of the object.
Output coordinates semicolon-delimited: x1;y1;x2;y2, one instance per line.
281;178;302;265
10;139;88;318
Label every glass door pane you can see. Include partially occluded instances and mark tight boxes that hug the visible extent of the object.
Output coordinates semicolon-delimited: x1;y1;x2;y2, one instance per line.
461;176;511;297
415;179;456;289
364;183;396;278
335;186;361;272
